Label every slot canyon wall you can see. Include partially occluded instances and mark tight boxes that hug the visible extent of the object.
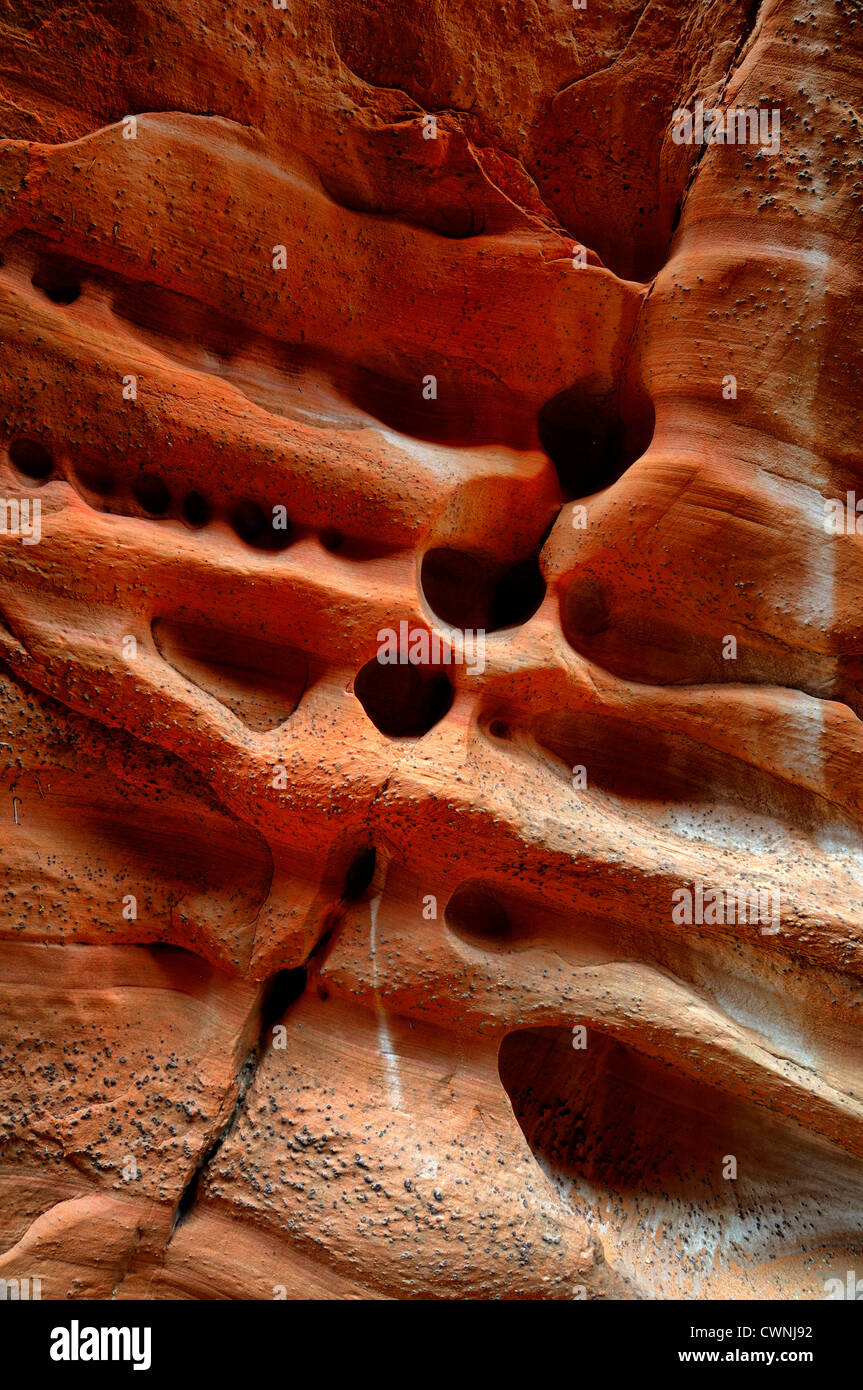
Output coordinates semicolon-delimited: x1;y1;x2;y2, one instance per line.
0;0;862;1300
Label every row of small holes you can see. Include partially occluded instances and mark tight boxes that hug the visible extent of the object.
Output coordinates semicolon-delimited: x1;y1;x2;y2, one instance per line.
5;437;313;552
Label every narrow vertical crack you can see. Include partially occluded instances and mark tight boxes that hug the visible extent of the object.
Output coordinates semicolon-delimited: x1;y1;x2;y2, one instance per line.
673;0;769;232
170;965;306;1233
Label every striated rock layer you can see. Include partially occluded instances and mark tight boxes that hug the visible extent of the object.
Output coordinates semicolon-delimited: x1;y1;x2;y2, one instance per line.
0;0;862;1300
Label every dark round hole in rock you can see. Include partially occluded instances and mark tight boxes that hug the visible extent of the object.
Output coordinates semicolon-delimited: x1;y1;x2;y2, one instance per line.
232;500;291;550
231;499;267;544
421;546;546;633
31;267;82;305
342;847;376;901
489;719;509;740
490;552;546;630
421;548;491;629
132;474;170;515
75;463;114;496
8;436;53;480
182;491;209;528
268;506;293;550
354;657;453;737
321;528;344;553
445;881;512;949
538;384;654;500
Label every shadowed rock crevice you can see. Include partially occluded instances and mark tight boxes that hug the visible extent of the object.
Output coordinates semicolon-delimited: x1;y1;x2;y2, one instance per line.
172;965;307;1231
341;847;377;902
31;256;82;305
529;708;863;849
558;567;863;708
444;880;513;949
0;664;275;971
499;1026;863;1298
445;878;613;962
152;618;309;731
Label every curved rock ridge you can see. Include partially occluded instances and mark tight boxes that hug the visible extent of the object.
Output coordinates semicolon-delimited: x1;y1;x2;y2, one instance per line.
0;0;861;1301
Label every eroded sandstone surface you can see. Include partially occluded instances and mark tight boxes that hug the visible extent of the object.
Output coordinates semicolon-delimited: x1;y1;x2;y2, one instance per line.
0;0;862;1300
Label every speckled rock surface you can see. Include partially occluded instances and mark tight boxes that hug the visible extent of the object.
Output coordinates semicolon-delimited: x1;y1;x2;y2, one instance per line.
0;0;862;1300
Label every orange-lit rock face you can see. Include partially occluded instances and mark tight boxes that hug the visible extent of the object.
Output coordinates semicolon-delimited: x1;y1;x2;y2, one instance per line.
0;0;862;1302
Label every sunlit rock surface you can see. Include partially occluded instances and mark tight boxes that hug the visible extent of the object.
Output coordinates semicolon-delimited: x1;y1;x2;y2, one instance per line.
1;0;862;1300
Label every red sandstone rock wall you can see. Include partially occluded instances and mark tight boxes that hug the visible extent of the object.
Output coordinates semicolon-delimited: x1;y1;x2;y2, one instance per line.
0;0;861;1301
